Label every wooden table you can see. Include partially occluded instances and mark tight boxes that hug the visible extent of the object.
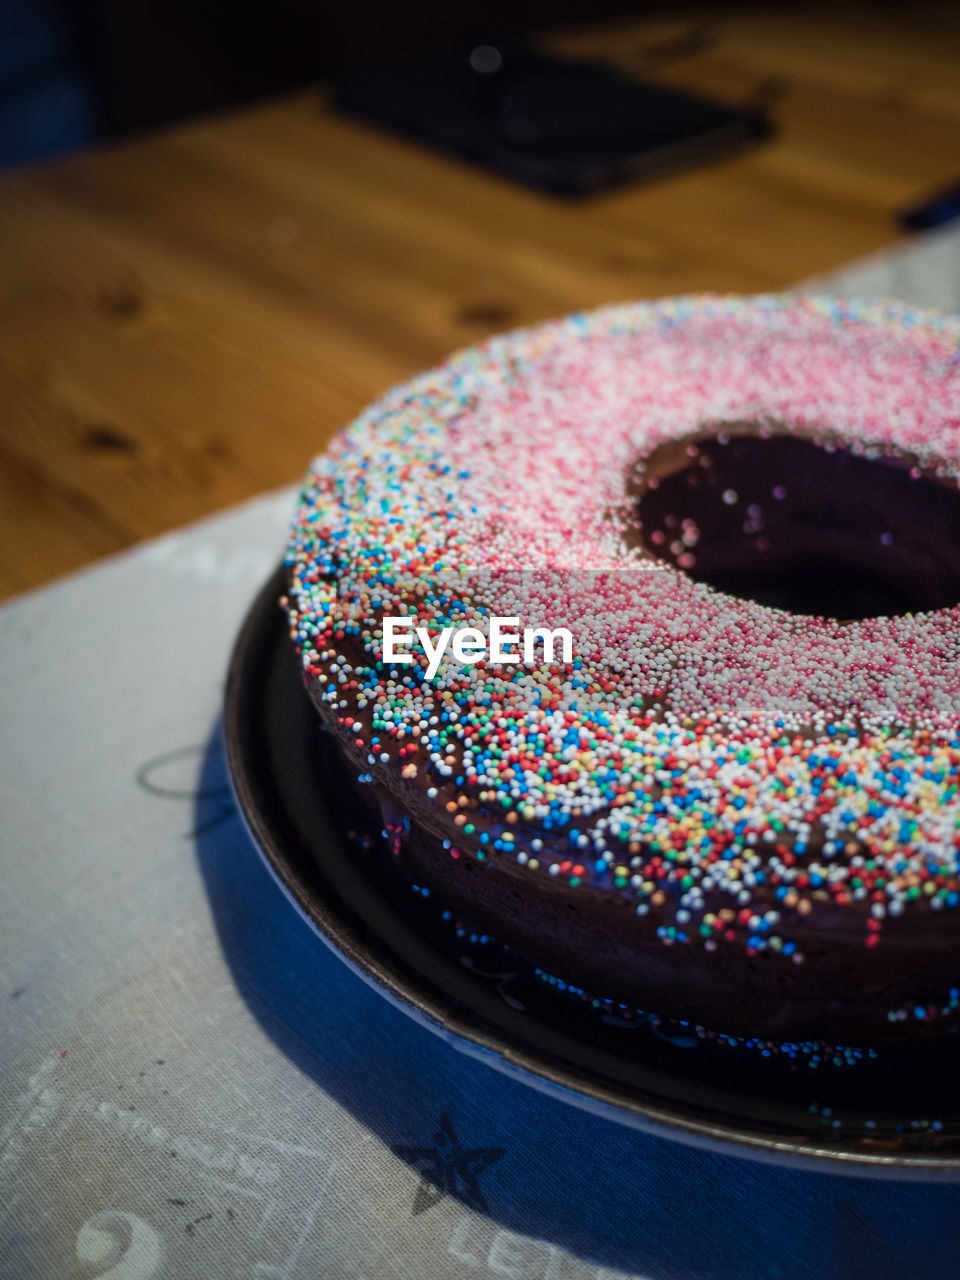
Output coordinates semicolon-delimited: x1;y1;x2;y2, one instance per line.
2;6;960;599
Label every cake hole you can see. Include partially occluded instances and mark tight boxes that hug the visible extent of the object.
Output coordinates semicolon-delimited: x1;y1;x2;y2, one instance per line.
633;432;960;619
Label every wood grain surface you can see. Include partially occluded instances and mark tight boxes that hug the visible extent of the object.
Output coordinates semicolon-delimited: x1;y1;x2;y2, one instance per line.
2;6;960;599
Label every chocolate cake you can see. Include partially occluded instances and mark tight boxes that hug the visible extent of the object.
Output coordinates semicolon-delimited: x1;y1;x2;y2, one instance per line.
283;295;960;1049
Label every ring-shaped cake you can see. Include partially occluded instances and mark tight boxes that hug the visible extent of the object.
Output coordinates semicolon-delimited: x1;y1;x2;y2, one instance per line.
284;295;960;1048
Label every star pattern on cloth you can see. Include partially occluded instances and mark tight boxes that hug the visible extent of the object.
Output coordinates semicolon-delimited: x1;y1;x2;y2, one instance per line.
391;1112;507;1215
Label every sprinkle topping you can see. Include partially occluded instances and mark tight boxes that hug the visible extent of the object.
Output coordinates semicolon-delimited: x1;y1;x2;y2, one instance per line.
285;294;960;957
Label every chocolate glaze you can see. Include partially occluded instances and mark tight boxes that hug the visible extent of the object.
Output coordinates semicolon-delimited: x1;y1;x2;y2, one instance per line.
390;800;959;1046
631;428;960;618
297;655;960;1049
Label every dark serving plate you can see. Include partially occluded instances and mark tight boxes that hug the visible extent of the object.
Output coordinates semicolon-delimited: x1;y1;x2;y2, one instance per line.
223;567;960;1179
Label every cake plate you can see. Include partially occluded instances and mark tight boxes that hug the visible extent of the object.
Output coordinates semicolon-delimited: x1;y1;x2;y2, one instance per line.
223;567;960;1180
